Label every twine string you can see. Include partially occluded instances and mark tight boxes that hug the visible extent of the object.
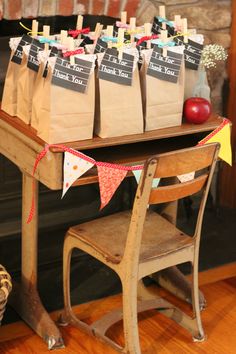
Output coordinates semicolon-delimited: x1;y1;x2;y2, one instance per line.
19;21;43;36
198;118;230;145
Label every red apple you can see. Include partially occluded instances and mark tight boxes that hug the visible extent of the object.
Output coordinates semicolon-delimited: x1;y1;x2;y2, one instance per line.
183;97;211;124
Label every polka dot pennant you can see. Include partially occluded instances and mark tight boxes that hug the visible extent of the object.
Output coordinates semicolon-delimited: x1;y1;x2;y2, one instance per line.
177;172;195;183
62;151;95;198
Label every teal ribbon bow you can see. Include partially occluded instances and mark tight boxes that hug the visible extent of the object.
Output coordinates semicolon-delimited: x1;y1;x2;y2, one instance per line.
102;36;118;43
158;41;176;48
156;16;174;27
39;37;57;45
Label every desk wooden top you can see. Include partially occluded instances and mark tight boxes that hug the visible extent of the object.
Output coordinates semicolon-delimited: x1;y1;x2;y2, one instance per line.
0;107;224;152
0;107;225;189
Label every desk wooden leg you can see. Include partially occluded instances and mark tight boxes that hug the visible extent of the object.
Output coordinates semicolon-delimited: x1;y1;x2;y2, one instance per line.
9;173;64;349
152;200;206;310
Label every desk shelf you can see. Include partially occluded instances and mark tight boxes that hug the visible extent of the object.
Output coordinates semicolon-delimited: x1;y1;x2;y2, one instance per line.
0;108;223;189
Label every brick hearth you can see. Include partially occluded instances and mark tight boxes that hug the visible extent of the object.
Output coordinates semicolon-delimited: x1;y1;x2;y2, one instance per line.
0;0;140;20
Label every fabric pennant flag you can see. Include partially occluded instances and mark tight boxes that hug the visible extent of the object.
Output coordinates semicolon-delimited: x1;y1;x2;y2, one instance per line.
97;165;128;209
132;169;142;183
62;151;95;197
133;169;160;188
177;172;195;183
198;118;232;166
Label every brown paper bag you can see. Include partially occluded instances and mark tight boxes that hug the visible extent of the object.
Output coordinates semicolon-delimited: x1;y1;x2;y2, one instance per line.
1;36;24;116
37;58;95;144
1;51;20;116
141;47;185;131
95;57;143;138
2;36;34;117
16;48;38;124
31;62;46;130
31;46;61;131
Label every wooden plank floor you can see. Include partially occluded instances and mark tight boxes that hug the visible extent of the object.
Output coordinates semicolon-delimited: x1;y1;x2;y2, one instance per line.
0;276;236;354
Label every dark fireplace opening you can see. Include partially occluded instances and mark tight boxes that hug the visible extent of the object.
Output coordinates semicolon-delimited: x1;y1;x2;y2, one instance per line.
0;15;118;37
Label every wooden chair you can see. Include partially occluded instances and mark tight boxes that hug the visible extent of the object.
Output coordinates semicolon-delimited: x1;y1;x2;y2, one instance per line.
59;143;220;353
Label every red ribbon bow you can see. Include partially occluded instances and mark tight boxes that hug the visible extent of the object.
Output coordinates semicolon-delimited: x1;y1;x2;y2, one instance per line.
68;27;90;38
63;48;85;58
136;35;159;46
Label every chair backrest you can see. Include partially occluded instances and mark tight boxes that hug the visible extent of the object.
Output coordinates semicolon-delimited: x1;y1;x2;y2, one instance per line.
123;143;220;265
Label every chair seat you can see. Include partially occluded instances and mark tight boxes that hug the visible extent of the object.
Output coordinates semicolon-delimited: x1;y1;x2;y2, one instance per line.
68;210;194;264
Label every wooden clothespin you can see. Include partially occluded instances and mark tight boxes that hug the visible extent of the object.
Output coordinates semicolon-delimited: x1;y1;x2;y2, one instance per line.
117;27;124;60
144;22;152;49
76;15;83;30
182;18;188;43
92;23;103;52
43;25;50;51
106;25;113;37
76;15;83;39
159;5;166;30
98;24;104;37
31;20;38;39
94;22;101;37
106;25;113;48
60;30;68;45
67;37;75;65
129;17;136;44
121;11;127;24
174;15;181;32
160;30;168;57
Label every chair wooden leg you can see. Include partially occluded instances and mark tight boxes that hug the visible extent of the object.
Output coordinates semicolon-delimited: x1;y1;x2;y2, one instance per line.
122;278;141;354
191;261;205;342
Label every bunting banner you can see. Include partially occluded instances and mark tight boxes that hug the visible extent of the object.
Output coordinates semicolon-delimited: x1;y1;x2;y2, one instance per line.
132;169;161;188
62;150;95;197
198;118;232;166
26;118;232;223
97;165;128;209
177;172;195;183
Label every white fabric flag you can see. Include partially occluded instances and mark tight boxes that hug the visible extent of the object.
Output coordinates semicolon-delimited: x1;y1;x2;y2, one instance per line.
177;172;195;183
62;151;95;197
133;170;160;188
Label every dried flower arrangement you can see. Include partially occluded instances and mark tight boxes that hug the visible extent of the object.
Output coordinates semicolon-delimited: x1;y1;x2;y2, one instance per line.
200;44;228;69
192;44;228;101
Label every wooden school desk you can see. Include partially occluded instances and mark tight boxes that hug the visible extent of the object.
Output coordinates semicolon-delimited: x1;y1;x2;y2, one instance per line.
0;107;223;349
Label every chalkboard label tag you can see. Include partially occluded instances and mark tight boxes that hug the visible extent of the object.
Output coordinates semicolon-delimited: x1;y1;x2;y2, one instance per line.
94;38;108;54
98;48;134;86
27;39;44;72
11;34;33;65
42;47;60;78
147;45;183;83
184;39;203;70
52;56;93;94
152;17;161;35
